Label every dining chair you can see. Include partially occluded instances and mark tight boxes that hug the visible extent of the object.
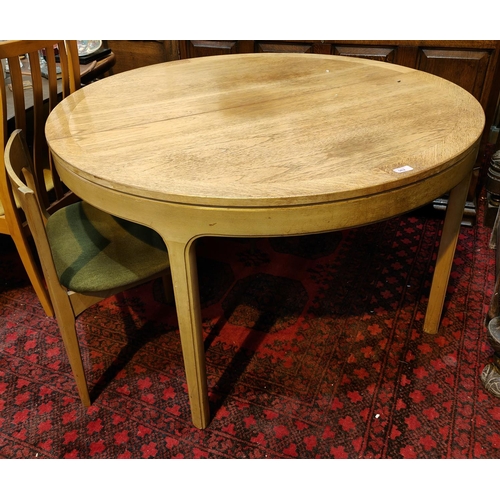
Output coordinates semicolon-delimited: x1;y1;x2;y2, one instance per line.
4;129;173;406
0;40;81;316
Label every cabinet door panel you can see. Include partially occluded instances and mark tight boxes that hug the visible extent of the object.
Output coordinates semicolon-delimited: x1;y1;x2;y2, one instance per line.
333;45;396;63
256;42;314;53
417;49;490;100
182;41;240;58
106;41;170;74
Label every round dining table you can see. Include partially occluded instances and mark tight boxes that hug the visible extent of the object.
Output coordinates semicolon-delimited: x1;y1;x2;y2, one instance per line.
45;53;485;429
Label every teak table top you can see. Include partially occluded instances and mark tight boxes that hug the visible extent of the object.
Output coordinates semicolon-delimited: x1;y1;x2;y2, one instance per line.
46;53;484;208
45;53;485;429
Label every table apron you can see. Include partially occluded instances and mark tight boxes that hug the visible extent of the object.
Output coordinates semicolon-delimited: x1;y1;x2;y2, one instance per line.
53;145;478;244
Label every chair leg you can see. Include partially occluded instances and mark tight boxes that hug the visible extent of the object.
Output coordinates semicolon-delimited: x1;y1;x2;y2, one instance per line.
11;232;54;317
52;292;91;406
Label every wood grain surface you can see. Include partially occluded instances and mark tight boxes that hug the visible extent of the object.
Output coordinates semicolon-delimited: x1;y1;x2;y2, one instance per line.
45;53;485;208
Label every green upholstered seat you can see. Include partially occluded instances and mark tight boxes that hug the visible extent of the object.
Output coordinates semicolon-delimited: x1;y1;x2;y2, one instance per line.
46;201;169;293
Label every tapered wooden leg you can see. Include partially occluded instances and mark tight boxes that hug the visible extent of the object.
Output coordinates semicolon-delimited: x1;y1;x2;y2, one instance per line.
12;233;54;317
53;290;91;406
166;239;210;429
424;173;472;334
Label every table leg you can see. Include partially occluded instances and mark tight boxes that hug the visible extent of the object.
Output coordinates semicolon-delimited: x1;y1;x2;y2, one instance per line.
166;238;210;429
423;172;472;334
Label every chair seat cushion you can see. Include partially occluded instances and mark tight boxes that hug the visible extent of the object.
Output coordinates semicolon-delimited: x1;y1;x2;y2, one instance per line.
46;201;169;293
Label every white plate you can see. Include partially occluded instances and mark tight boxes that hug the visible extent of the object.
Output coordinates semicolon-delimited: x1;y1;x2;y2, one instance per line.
77;40;102;57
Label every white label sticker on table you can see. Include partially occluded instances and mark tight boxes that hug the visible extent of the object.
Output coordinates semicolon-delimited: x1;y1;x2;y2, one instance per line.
393;166;414;173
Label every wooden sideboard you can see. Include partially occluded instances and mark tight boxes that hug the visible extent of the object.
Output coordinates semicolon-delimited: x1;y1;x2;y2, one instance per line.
104;40;500;218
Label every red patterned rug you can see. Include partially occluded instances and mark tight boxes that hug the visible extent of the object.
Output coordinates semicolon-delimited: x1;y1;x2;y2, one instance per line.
0;197;499;459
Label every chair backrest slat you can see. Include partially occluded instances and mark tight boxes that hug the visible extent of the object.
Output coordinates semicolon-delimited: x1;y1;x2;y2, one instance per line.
26;49;46;203
43;45;60;106
6;55;27;134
